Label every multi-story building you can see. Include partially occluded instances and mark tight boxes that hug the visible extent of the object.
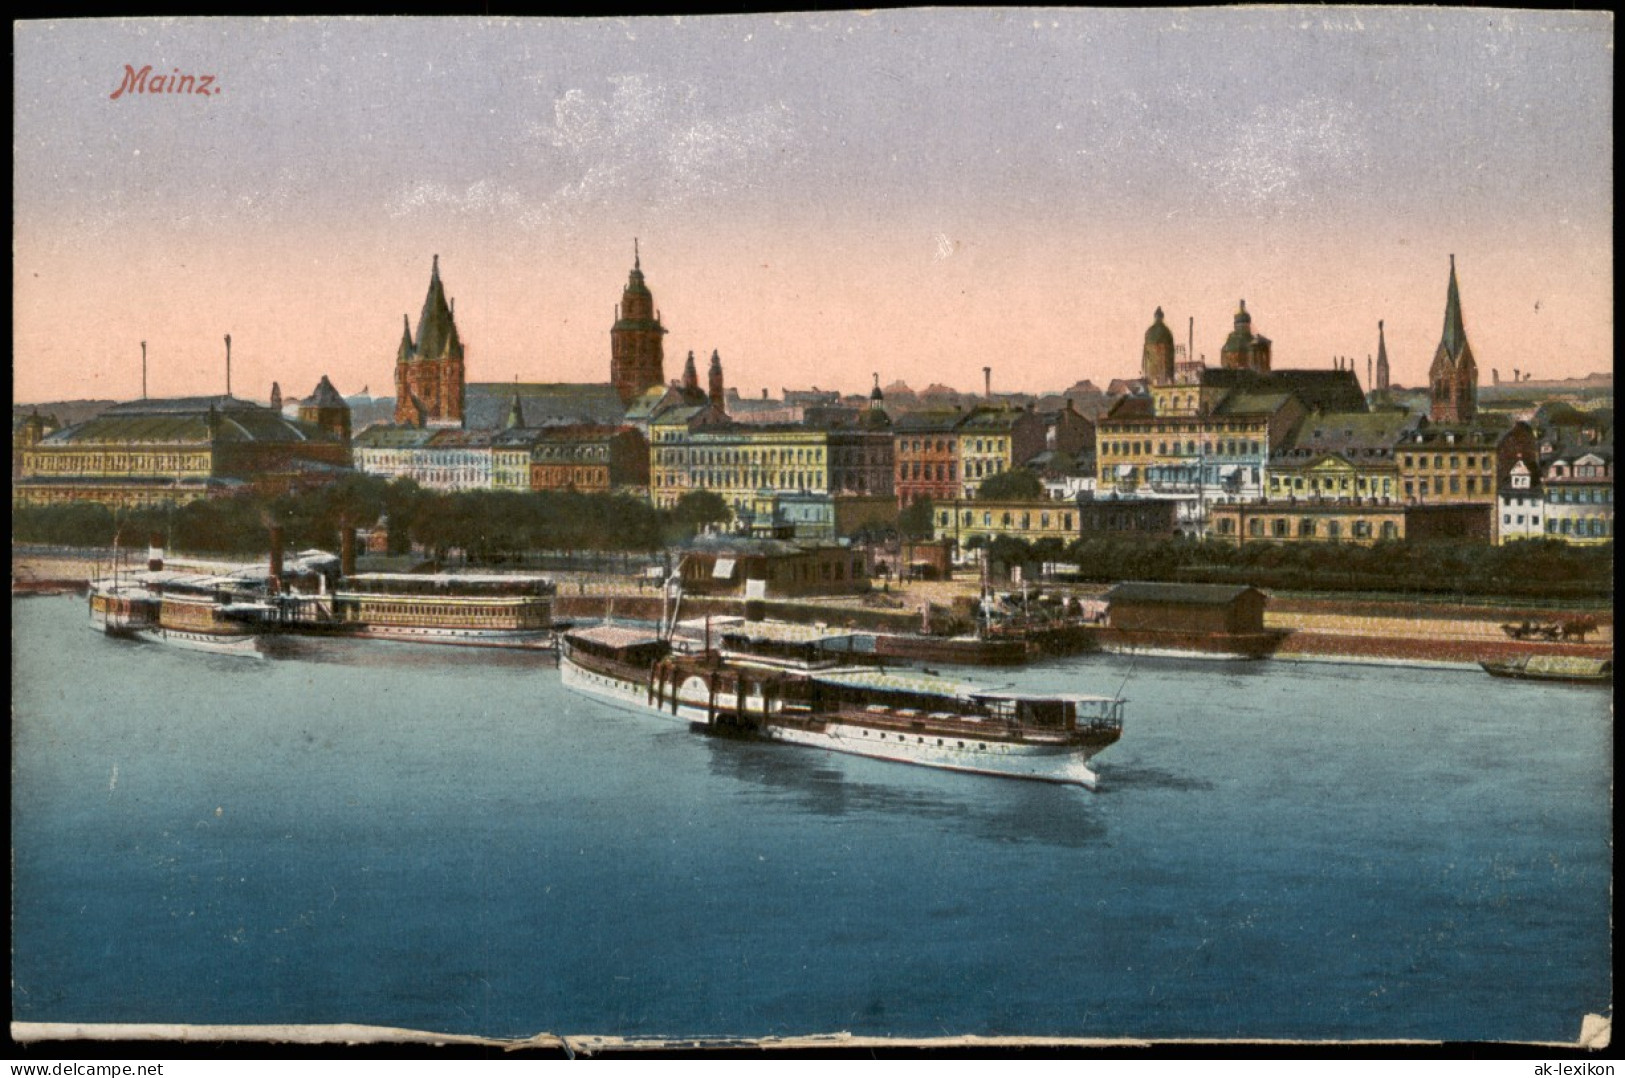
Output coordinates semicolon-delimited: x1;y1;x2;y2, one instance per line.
1496;460;1545;544
1098;305;1368;525
893;409;963;507
1208;500;1491;546
932;498;1079;547
1540;446;1613;543
956;405;1047;499
529;425;649;493
650;423;830;515
353;427;492;491
1265;411;1419;502
1393;419;1536;505
15;392;351;509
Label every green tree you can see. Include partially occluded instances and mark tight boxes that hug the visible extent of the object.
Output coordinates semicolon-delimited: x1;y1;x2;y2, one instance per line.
898;496;936;540
673;490;732;534
975;467;1045;501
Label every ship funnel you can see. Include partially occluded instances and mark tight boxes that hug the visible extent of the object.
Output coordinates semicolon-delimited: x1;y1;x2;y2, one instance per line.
340;527;357;578
269;525;285;585
147;533;164;572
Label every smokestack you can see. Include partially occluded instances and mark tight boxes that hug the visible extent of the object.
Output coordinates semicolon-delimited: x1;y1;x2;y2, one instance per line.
147;533;164;572
983;366;991;399
1188;317;1194;368
269;524;285;585
141;341;147;400
224;334;232;397
341;526;357;578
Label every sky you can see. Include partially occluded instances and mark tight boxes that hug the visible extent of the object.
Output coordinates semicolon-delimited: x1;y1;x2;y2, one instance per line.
12;11;1614;406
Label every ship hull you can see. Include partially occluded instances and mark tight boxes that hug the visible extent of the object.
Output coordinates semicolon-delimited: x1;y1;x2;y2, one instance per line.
132;625;263;657
560;650;1105;787
342;624;557;650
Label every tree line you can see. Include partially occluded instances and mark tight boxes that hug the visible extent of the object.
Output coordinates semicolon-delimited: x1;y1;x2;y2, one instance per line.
11;478;731;561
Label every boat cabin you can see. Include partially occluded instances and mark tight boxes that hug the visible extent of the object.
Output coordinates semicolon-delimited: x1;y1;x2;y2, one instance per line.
564;625;672;667
971;691;1125;735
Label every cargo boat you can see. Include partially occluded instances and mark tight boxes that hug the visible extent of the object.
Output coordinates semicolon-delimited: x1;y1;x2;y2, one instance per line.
1479;653;1612;684
560;623;1125;788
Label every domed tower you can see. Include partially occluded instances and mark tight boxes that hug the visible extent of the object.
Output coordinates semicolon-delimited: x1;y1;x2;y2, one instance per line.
1220;299;1271;373
610;241;668;406
1142;307;1176;386
392;255;466;427
864;372;891;428
1428;255;1478;424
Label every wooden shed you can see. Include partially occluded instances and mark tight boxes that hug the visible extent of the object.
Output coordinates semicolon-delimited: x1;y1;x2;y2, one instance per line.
1104;582;1268;635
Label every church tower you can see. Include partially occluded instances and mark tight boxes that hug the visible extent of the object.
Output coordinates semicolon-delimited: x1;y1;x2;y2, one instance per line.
1142;307;1176;386
1428;256;1478;425
1375;319;1391;395
610;241;668;406
1220;300;1272;373
707;350;726;409
392;255;466;427
300;375;352;445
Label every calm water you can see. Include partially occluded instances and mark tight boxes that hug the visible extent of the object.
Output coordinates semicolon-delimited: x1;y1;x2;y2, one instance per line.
11;596;1612;1042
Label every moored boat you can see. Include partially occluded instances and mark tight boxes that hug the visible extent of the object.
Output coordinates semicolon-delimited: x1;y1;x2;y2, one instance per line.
1479;653;1612;684
88;572;264;656
328;572;560;649
561;623;1125;788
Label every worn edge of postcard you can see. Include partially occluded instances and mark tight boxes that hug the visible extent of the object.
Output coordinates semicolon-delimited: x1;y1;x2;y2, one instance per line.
9;1014;1613;1052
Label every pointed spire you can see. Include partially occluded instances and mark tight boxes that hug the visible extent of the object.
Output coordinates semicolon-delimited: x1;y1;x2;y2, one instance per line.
506;390;525;430
682;350;699;392
415;256;461;360
1440;254;1467;360
634;237;640;271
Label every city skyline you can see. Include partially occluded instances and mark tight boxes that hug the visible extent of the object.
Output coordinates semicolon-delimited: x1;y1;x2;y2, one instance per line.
14;11;1614;405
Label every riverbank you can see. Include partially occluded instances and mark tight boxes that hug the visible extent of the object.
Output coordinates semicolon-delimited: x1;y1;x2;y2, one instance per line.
15;546;1612;670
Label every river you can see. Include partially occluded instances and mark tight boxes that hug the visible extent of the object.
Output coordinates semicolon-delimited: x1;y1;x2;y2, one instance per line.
10;595;1612;1042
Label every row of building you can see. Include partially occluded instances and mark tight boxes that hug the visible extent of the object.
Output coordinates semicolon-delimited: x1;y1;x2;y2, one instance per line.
14;249;1611;551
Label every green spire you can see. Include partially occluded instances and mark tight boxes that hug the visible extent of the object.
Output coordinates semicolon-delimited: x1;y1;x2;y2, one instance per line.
1440;254;1467;360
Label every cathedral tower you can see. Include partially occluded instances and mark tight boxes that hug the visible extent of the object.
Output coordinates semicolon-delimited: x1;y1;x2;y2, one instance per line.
1142;307;1176;386
1220;300;1272;373
707;349;726;409
1427;256;1478;425
610;241;668;406
392;255;466;427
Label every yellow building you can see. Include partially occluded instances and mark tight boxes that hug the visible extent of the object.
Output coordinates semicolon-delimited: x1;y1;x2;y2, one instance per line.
650;419;892;516
1209;500;1491;546
1394;420;1536;504
1265;411;1417;502
932;498;1079;546
651;422;831;514
15;393;351;509
954;406;1046;499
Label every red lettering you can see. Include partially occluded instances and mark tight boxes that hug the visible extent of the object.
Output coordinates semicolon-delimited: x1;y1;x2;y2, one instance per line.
109;64;150;100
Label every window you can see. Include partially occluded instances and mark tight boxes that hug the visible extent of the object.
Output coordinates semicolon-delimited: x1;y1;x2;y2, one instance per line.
1299;518;1317;538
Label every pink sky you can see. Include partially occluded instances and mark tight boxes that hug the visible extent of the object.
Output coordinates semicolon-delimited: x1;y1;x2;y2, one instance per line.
13;13;1613;405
